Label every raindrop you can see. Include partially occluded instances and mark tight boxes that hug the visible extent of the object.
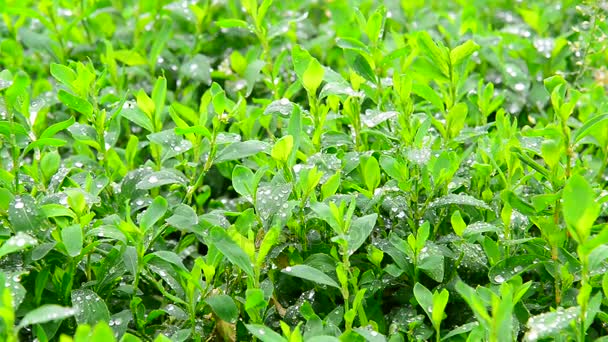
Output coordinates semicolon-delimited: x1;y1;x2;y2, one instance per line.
14;201;24;209
148;176;158;184
514;83;526;92
494;274;505;283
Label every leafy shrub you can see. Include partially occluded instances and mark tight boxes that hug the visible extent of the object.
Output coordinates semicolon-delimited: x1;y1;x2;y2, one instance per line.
1;0;608;341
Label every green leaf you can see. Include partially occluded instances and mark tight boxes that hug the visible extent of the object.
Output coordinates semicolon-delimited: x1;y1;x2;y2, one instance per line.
245;288;267;312
562;174;600;242
523;307;580;341
232;165;256;201
140;196;168;232
90;322;116;341
148;129;193;161
447;102;468;138
9;195;43;233
180;54;212;85
455;281;491;326
121;107;155;132
540;139;561;169
292;45;312;79
488;255;540;284
58;90;93;117
413;282;433;323
0;232;37;258
365;5;386;45
208;226;254;278
166;204;198;230
17;305;76;330
214;140;269;163
543;75;567;95
50;63;76;87
281;264;340;289
123;246;138;276
345;214;378;255
416;31;449;77
136;89;155;116
412;83;444;112
321;171;341;200
450;210;466;237
72;289;111;325
572;113;608;144
19;28;62;61
245;324;287;342
353;327;386;342
336;37;371;55
152;77;167;119
136;170;188;190
40;116;75;139
363;157;381;192
216;19;250;29
271;135;294;163
302;59;325;94
265;99;295;116
428;194;490;211
432;289;449;331
23;138;67;155
441;322;480;340
511;149;550;179
205;295;239;323
347;52;376;84
502;190;538;216
31;242;57;261
418;254;444;282
256;183;292;220
113;49;147;66
62;224;83;257
256;226;280;268
450;40;480;66
149;250;188;271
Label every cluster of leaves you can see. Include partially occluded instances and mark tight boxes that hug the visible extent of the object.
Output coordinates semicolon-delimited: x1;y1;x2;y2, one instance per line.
1;0;608;341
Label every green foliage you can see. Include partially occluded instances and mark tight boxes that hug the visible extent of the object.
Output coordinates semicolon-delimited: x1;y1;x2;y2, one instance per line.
0;0;608;341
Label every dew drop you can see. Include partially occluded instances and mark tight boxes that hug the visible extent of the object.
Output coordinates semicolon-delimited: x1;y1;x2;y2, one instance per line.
494;274;505;283
148;176;158;184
